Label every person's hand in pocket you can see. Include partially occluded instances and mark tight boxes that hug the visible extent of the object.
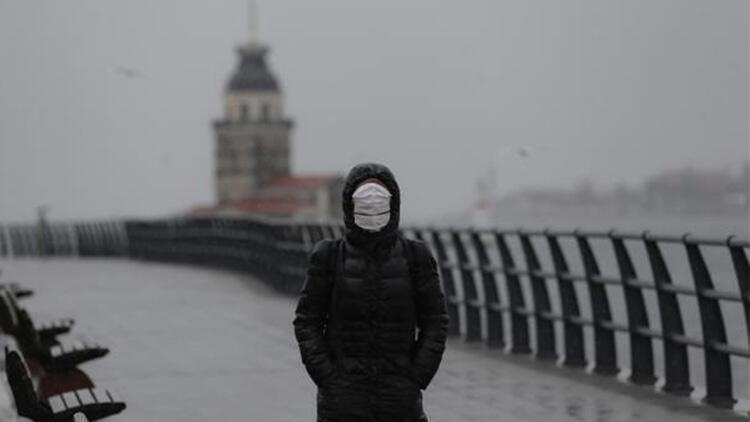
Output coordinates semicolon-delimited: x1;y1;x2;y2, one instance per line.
321;365;341;388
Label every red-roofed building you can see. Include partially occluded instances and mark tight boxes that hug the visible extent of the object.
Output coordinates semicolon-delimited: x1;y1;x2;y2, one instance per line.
190;174;344;220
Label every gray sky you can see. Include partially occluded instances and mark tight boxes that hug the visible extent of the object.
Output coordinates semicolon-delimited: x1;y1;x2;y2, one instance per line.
0;0;747;223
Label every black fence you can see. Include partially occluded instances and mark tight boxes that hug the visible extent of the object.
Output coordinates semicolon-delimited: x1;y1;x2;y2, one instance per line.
2;217;748;410
402;227;750;410
0;221;127;257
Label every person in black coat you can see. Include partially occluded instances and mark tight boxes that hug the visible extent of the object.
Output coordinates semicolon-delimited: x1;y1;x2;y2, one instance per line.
293;162;450;422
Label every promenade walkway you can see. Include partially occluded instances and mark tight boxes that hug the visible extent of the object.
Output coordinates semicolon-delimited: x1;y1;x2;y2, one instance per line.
0;258;744;421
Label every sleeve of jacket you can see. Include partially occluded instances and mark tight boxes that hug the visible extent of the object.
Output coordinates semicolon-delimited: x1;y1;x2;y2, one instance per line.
408;240;450;390
292;239;336;388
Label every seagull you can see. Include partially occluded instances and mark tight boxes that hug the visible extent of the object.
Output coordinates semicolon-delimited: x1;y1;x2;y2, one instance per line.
115;66;144;78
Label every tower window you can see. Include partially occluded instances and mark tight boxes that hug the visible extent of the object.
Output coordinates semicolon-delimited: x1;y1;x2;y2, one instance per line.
261;103;270;121
240;104;249;122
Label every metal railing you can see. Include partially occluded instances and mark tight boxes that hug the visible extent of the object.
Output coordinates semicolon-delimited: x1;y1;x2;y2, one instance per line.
1;216;748;410
400;227;749;410
0;221;128;258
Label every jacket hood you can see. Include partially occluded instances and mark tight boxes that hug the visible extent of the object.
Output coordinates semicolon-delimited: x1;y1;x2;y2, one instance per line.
342;163;401;250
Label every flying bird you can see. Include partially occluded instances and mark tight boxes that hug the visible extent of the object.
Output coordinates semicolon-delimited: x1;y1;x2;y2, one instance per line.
496;144;544;161
114;66;144;78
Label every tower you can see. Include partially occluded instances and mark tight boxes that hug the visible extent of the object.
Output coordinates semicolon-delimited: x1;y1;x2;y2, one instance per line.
213;3;293;204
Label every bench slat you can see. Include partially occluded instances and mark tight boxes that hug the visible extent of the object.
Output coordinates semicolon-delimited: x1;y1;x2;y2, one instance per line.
107;389;121;403
48;395;66;414
92;388;110;404
63;391;81;408
77;389;96;406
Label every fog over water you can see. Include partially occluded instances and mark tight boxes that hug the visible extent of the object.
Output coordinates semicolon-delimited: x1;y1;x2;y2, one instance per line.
0;1;747;226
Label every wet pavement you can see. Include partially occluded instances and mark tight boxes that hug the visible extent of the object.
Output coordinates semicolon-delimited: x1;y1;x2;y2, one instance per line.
0;258;745;422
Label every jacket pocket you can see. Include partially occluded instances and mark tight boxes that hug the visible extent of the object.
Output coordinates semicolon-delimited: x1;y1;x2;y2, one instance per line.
320;364;342;389
341;357;366;375
400;364;423;390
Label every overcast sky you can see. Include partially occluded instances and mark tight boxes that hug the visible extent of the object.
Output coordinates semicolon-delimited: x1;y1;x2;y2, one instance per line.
0;0;747;223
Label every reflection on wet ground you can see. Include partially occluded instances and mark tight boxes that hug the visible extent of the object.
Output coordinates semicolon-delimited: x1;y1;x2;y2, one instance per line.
430;341;745;422
0;258;745;421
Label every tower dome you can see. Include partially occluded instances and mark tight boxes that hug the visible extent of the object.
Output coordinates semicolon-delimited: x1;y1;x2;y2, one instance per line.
226;44;280;93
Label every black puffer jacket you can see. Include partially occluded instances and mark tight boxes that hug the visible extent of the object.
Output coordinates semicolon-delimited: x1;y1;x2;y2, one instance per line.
293;163;450;422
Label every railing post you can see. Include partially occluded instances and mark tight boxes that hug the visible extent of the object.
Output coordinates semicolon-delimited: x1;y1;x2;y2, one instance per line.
298;223;312;251
98;222;109;255
494;232;530;354
0;225;5;257
12;227;21;256
67;223;78;256
547;232;586;368
684;237;735;408
9;227;18;256
429;229;461;336
519;231;557;361
290;223;309;290
451;230;482;343
87;223;96;255
26;225;35;256
470;230;504;349
307;224;324;245
29;225;38;256
321;223;336;240
123;221;136;258
92;222;102;256
643;234;693;396
332;223;344;239
45;224;56;256
576;233;618;375
315;224;328;244
727;237;750;342
75;224;87;256
275;223;290;290
451;230;482;342
107;221;118;255
611;234;656;385
2;225;12;258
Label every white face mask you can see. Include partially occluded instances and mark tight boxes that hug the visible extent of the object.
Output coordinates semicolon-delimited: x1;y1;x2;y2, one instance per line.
352;182;391;232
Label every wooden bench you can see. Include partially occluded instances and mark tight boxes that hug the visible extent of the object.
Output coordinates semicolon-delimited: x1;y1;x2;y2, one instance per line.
6;348;126;421
0;269;34;299
0;289;108;372
0;282;34;299
36;318;76;339
0;287;74;341
44;339;109;372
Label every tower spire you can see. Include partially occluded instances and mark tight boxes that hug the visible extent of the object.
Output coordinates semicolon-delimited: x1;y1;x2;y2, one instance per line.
247;0;259;45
